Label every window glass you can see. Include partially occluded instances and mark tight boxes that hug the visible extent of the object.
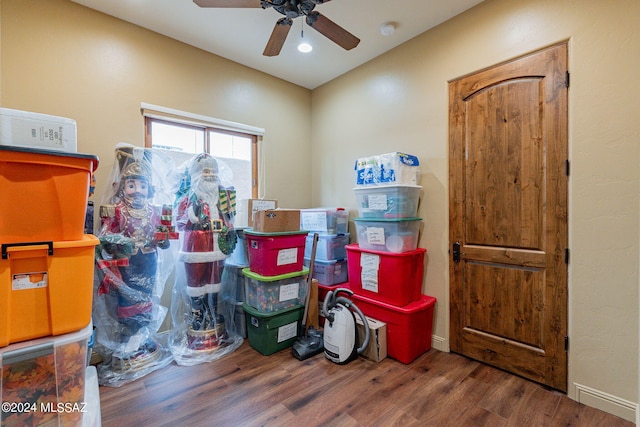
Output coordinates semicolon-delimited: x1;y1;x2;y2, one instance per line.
147;117;257;199
150;121;204;153
209;131;253;200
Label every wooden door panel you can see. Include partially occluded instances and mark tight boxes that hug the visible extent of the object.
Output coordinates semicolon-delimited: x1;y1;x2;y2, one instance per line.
465;262;544;347
465;79;544;249
449;43;568;391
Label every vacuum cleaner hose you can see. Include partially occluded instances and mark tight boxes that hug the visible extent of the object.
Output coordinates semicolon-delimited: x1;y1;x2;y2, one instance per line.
335;296;370;355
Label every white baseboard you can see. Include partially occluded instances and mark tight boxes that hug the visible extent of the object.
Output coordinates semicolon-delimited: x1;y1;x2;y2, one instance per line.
573;382;637;423
431;334;448;352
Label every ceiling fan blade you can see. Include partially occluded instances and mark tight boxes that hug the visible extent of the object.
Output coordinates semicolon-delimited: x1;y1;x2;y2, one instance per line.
263;18;292;57
306;12;360;51
193;0;262;7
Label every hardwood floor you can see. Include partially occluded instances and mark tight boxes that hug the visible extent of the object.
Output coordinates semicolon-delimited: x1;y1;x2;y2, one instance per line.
98;341;633;427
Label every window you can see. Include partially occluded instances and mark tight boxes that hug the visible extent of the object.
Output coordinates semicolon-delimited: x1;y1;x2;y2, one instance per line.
142;105;262;200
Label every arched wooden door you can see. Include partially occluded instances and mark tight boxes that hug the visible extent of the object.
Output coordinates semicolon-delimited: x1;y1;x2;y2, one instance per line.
449;43;569;391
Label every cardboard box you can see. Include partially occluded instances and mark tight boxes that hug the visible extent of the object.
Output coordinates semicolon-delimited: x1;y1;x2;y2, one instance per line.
0;107;78;152
253;209;301;233
236;199;278;227
355;315;387;362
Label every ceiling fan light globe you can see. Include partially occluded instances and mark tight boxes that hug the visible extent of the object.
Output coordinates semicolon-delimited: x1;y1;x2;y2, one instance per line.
298;42;313;53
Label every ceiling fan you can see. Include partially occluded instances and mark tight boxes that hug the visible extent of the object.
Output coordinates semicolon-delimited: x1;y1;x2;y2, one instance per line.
193;0;360;57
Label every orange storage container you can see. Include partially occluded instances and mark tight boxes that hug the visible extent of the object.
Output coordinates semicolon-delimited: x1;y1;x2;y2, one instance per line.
0;235;99;347
0;146;98;243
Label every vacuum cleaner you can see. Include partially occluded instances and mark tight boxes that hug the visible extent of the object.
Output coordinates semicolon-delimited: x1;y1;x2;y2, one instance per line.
322;287;370;364
291;233;324;361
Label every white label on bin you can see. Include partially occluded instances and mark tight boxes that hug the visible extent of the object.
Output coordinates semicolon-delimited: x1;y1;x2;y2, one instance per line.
301;211;328;231
12;272;48;290
368;194;389;210
277;248;298;265
360;253;380;293
366;227;386;245
278;321;298;343
279;282;300;302
252;200;277;212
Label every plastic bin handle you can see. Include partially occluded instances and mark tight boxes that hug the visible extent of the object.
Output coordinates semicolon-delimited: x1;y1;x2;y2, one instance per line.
2;342;54;366
2;241;54;259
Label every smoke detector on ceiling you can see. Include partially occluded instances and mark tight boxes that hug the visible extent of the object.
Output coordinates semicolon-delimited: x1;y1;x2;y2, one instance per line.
379;22;396;36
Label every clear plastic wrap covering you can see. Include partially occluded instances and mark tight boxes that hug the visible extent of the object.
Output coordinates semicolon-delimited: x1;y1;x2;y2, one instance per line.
168;153;243;365
93;143;177;386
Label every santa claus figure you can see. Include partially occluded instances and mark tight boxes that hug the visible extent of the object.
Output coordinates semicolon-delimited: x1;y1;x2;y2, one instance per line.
175;153;236;350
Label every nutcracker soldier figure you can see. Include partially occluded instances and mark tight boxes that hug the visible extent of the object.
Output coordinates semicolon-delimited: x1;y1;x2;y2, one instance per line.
94;145;175;384
175;153;237;352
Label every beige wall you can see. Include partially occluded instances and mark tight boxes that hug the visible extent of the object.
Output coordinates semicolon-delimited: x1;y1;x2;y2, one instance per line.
2;0;639;421
312;0;639;420
0;0;313;210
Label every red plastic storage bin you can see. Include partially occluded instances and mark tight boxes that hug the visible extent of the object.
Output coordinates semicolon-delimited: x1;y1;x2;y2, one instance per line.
318;282;335;304
350;291;436;364
245;230;308;276
346;244;426;307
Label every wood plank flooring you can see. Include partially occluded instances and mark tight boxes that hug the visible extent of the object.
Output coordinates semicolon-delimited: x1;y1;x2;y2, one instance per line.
98;341;634;426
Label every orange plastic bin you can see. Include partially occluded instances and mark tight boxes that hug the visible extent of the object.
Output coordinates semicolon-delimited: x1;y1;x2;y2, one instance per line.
0;235;99;347
0;146;98;243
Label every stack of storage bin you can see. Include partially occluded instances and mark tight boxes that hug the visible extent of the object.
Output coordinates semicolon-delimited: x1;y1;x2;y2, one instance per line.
344;152;436;364
301;208;350;287
242;227;309;355
222;228;250;338
0;145;100;425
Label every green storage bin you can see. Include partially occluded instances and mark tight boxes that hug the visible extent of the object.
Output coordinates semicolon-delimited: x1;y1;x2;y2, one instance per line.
243;303;304;356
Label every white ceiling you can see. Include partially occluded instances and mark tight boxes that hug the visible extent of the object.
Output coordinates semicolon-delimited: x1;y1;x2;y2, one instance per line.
70;0;484;90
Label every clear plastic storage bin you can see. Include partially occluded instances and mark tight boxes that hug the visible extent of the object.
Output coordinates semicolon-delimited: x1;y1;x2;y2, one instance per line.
304;257;348;286
304;233;350;261
300;208;349;234
0;323;92;427
243;268;309;313
353;218;422;253
354;185;421;219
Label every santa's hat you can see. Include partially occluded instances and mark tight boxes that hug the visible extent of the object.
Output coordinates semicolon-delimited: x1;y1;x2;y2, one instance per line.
189;153;218;179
